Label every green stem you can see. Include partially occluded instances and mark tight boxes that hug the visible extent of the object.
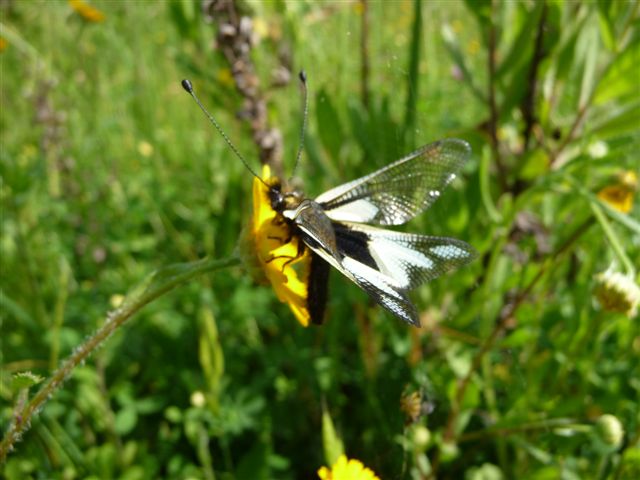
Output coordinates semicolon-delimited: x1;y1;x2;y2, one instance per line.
0;256;240;461
590;200;636;276
458;417;585;443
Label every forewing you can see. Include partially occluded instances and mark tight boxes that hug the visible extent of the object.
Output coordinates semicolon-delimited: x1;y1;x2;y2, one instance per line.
315;139;471;226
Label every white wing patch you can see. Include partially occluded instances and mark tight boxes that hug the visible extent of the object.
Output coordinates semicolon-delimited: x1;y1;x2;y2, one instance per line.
314;177;361;204
314;139;471;226
430;244;470;259
322;198;380;223
342;257;404;295
342;256;419;325
368;237;434;289
335;222;477;291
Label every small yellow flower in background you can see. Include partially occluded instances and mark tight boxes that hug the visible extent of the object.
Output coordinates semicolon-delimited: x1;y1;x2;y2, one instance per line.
247;165;311;326
467;39;481;55
69;0;105;23
109;294;124;308
594;269;640;318
318;455;381;480
216;68;235;88
137;140;154;158
0;37;7;53
597;170;637;214
252;18;269;40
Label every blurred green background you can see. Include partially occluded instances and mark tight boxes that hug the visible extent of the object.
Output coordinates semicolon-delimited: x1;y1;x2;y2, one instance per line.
1;1;639;479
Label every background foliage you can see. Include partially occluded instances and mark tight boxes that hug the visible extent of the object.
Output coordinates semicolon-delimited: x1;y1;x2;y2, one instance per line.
1;1;639;479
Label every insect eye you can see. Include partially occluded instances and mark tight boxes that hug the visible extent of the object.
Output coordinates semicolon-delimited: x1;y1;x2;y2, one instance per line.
269;187;285;211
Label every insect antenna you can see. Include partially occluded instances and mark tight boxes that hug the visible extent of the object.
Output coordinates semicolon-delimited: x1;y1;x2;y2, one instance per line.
288;70;308;183
181;79;267;186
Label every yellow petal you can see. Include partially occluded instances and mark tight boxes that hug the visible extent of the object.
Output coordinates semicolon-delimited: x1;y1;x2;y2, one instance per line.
251;165;311;326
597;185;634;213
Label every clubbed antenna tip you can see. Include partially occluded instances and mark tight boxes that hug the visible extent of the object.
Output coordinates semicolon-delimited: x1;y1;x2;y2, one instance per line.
181;79;193;93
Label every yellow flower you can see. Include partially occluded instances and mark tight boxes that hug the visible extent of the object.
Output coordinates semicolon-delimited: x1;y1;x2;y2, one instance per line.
0;37;7;53
249;165;311;326
467;39;481;55
216;68;235;88
594;269;640;318
137;140;154;158
597;170;637;214
69;0;105;23
253;18;269;40
318;455;380;480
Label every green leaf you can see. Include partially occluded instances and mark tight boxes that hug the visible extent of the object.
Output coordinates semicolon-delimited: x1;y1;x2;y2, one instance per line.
517;148;550;181
594;42;640;104
462;0;492;38
588;101;640;138
513;437;553;464
553;11;588;83
404;0;422;142
198;297;224;410
441;24;486;102
590;199;636;276
11;372;44;391
114;406;138;436
600;199;640;235
495;2;543;80
578;17;600;109
236;443;270;480
348;98;373;159
596;0;616;50
322;407;344;466
316;90;344;161
479;145;502;223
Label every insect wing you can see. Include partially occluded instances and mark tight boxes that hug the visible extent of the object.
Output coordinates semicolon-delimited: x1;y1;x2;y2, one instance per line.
315;139;471;226
300;232;420;326
335;222;477;290
298;221;475;326
333;223;475;325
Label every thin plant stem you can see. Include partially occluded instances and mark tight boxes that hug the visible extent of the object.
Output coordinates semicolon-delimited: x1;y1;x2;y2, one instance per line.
458;417;585;443
487;0;507;193
521;1;547;149
359;0;370;110
590;200;636;276
0;255;240;461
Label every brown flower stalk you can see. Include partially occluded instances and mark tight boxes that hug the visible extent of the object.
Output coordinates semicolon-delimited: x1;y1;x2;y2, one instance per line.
203;0;284;173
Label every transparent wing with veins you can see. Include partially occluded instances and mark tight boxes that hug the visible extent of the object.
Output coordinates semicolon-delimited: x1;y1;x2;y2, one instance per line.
315;139;471;226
